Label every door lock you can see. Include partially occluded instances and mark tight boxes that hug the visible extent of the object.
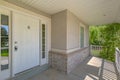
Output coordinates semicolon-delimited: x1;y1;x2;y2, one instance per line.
14;46;18;51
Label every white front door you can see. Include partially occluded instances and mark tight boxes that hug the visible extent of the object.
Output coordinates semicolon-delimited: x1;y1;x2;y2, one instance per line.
0;7;11;80
12;12;40;75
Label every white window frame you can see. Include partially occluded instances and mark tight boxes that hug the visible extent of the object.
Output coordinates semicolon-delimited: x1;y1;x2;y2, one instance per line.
40;21;48;65
80;26;84;48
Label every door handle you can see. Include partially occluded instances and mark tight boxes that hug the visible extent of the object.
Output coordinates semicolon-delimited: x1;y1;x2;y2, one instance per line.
14;46;18;51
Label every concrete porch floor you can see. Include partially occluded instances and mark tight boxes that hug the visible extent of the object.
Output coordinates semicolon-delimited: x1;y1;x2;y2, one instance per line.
27;56;120;80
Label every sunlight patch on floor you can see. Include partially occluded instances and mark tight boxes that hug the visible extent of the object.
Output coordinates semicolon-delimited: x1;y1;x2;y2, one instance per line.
87;57;102;67
84;74;99;80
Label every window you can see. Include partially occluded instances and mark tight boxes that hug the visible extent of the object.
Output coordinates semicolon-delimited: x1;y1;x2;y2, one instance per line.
1;14;9;70
80;27;84;48
42;24;46;58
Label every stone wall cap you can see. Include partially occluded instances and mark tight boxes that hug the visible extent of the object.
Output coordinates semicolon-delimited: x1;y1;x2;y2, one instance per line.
49;47;89;56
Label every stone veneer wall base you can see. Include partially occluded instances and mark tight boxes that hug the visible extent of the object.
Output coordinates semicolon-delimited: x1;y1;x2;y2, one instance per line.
49;47;90;74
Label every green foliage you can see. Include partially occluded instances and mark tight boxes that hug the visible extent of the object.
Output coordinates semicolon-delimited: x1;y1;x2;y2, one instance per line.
89;26;105;45
100;23;120;62
1;49;9;57
91;50;101;57
89;26;99;45
90;23;120;62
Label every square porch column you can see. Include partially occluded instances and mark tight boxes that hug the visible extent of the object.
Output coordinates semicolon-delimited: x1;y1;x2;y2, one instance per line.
50;10;90;74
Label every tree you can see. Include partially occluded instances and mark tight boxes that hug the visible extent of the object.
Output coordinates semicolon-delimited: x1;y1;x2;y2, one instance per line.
100;23;120;61
89;26;104;45
90;23;120;62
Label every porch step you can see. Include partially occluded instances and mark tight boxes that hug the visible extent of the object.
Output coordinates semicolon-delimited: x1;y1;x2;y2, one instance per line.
8;64;49;80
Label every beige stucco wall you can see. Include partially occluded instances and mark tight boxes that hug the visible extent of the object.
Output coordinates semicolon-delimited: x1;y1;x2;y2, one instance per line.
51;10;67;50
51;10;89;53
67;10;89;52
67;10;89;51
67;11;80;50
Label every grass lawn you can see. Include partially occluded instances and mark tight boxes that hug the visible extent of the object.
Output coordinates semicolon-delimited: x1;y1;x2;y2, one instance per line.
91;50;101;57
1;49;9;57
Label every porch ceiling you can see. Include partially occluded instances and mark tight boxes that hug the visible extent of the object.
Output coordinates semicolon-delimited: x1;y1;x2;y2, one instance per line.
4;0;120;25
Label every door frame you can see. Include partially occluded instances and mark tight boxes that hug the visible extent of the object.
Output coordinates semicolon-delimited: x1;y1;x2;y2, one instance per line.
0;6;12;79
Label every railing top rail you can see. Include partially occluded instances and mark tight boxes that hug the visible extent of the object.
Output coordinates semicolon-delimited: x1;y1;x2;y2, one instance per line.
91;45;103;46
91;45;103;47
116;47;120;53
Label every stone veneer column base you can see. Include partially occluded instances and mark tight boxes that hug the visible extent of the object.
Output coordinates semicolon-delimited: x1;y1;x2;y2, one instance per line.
49;47;90;74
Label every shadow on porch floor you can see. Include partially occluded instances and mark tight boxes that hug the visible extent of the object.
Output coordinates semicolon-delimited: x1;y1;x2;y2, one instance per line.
27;56;120;80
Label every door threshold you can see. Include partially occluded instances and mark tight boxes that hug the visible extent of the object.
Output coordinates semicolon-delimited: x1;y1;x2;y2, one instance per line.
8;64;49;80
